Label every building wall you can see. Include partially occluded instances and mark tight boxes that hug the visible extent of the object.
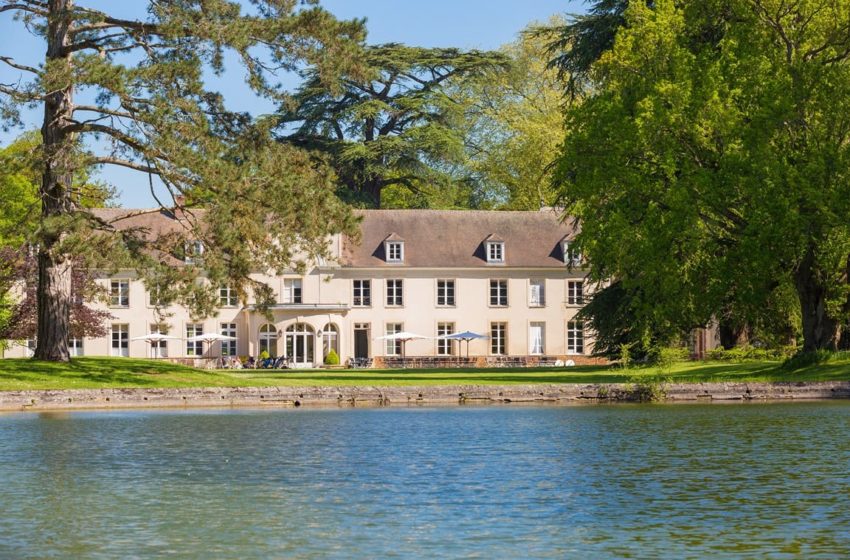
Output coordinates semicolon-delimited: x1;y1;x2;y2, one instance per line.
4;265;596;363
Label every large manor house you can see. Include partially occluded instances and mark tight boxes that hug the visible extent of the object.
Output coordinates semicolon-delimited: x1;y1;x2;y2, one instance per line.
5;208;603;365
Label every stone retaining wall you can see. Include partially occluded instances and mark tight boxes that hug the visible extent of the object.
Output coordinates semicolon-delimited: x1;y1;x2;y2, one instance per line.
1;381;850;412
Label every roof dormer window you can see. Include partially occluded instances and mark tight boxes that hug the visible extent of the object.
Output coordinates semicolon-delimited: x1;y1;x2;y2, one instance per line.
384;233;404;263
184;240;204;265
562;238;581;267
485;234;505;264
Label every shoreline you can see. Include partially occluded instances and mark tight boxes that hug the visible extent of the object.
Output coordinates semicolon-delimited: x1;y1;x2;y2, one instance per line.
1;380;850;412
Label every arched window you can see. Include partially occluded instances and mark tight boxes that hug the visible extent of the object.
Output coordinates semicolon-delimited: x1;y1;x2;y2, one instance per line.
321;324;339;360
259;324;277;357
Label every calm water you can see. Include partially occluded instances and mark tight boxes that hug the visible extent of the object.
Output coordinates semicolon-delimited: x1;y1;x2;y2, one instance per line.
1;403;849;559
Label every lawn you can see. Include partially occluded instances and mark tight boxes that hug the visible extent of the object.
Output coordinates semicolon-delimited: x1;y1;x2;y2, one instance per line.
0;356;849;391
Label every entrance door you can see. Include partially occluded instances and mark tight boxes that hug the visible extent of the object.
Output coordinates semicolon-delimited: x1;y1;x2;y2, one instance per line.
285;323;315;367
354;323;370;359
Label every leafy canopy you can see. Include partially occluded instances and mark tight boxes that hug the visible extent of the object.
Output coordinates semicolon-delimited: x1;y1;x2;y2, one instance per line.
278;42;506;207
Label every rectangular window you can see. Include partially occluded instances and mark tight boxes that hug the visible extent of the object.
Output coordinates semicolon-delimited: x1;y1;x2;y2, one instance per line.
111;324;129;357
110;279;129;307
185;240;204;265
436;279;456;307
529;322;545;355
219;285;238;307
186;323;203;356
220;323;237;357
68;338;84;357
437;322;455;356
385;323;403;356
283;279;303;304
386;279;403;307
150;324;168;359
567;320;585;355
564;241;581;266
529;279;546;307
489;279;508;307
387;241;404;262
353;280;371;307
490;322;507;355
567;281;584;306
488;242;504;263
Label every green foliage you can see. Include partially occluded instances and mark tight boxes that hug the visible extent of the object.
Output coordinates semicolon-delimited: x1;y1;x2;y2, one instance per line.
0;1;367;359
457;18;568;210
279;43;506;207
259;350;270;361
706;345;797;363
324;349;340;366
646;347;690;370
554;0;850;353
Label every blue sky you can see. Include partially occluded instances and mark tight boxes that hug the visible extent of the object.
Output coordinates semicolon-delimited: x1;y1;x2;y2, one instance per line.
0;1;585;207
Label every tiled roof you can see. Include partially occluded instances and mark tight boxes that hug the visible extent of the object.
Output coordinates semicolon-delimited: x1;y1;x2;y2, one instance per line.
342;209;576;268
90;207;578;269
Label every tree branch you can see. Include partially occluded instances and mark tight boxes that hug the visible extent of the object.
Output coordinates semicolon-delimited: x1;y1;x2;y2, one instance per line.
90;156;159;175
0;56;38;74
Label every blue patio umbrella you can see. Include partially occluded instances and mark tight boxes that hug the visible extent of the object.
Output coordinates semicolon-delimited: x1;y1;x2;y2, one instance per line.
436;330;489;358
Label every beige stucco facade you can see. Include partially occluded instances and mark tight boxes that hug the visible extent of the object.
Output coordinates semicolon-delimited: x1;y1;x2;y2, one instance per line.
3;209;600;365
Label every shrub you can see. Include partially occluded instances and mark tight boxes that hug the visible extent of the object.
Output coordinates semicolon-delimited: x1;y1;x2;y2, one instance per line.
706;345;796;362
647;346;690;369
324;349;340;365
782;350;850;371
259;350;270;361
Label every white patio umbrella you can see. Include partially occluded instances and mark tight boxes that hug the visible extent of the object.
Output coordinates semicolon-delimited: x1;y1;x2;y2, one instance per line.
131;333;182;359
374;331;428;364
186;333;238;358
436;330;489;358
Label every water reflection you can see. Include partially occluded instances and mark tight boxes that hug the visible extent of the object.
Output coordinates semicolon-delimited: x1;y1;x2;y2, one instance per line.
0;403;848;558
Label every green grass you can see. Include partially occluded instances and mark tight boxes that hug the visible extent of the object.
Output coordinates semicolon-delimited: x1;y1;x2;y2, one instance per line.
0;355;850;391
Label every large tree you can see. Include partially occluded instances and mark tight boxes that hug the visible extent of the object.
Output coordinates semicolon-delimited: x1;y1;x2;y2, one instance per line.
458;17;568;210
0;132;113;349
554;0;850;353
278;43;506;207
0;0;365;361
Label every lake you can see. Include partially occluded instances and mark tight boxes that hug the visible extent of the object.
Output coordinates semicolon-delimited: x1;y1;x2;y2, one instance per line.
0;402;848;558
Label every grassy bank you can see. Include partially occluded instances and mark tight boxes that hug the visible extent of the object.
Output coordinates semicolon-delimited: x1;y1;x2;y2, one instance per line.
1;356;850;391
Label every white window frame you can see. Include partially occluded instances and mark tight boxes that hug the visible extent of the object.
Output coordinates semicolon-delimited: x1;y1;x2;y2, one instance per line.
529;322;545;355
219;285;238;307
111;324;129;357
487;242;505;263
529;279;546;307
385;323;403;356
353;279;371;307
283;278;303;304
489;279;508;307
437;322;455;356
490;322;507;356
185;240;204;265
186;323;204;356
150;323;168;359
68;337;84;357
386;279;403;307
563;241;582;267
567;320;585;355
436;279;456;307
386;241;404;263
109;279;129;307
220;323;237;357
567;281;584;306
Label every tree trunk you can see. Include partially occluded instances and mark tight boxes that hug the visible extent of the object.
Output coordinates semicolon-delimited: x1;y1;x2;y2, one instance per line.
794;248;841;353
358;176;381;208
34;0;75;362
